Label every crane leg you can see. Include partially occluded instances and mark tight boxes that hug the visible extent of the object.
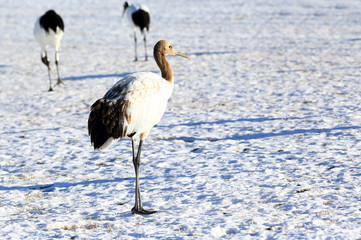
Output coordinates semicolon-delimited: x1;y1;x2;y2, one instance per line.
54;51;64;86
143;32;148;61
131;139;156;214
41;52;53;91
133;29;138;62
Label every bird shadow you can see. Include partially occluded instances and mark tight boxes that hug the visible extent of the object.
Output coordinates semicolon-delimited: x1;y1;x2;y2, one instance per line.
158;117;298;128
2;127;61;135
162;125;361;142
0;178;127;192
348;38;361;42
62;72;133;81
159;116;361;142
236;126;361;140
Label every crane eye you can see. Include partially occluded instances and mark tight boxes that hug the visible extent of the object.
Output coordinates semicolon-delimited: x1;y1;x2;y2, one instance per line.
169;45;172;49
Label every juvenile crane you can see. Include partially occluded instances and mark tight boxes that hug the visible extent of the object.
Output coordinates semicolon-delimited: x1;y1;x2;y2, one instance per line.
122;1;150;61
34;10;64;91
88;40;189;214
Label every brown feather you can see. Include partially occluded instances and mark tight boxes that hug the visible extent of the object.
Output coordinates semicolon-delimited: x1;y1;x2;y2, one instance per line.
88;96;133;149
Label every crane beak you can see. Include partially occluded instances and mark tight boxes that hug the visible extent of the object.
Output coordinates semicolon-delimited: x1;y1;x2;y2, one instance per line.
175;50;190;59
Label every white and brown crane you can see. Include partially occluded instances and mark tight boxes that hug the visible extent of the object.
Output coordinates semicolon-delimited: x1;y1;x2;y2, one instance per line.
88;40;189;214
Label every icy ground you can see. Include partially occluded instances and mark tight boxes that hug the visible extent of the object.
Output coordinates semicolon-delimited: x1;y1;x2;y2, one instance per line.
1;0;361;239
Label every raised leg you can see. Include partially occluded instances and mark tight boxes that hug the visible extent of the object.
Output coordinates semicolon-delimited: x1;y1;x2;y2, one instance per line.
54;51;64;86
131;139;156;215
133;29;138;62
41;52;53;91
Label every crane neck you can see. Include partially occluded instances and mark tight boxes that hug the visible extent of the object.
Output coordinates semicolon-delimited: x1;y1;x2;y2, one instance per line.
154;52;174;84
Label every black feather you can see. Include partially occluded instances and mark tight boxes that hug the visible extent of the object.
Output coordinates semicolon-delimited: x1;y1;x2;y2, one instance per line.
88;99;112;150
40;10;64;34
132;10;150;32
88;98;130;150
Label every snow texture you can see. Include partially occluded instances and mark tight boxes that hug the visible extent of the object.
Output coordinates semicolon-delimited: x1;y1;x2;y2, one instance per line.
1;0;361;239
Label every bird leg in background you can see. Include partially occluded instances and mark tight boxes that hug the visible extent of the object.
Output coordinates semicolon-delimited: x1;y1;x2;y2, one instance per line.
41;52;54;91
143;33;148;61
54;51;64;86
133;28;138;61
131;139;156;214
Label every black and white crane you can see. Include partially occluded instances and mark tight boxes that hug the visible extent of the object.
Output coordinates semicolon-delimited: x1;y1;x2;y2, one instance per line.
34;10;64;91
88;40;189;214
122;1;150;61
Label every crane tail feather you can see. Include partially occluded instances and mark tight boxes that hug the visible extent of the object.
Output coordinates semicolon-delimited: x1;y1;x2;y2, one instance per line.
88;99;112;150
88;98;130;150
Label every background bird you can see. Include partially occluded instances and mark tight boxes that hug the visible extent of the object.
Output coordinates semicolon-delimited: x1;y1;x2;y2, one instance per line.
122;1;150;61
88;40;189;214
34;10;64;91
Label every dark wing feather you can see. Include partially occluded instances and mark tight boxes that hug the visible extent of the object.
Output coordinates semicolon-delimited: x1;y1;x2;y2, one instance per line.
132;10;150;32
88;75;137;150
40;10;64;33
88;98;131;150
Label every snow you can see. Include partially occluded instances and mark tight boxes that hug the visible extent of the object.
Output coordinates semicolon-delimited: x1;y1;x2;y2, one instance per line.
1;0;361;238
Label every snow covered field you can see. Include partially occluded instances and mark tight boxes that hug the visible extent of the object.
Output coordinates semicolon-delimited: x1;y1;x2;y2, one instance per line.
1;0;361;238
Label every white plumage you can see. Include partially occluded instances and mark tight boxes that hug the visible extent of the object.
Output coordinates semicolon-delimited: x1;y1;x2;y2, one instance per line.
107;72;173;134
98;72;173;150
88;40;189;214
33;18;63;54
